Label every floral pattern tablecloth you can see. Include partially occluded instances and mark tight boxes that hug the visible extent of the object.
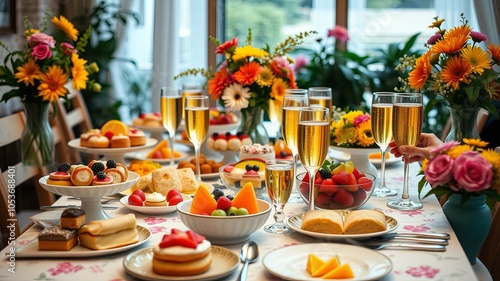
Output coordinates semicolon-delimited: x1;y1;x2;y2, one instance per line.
0;161;479;281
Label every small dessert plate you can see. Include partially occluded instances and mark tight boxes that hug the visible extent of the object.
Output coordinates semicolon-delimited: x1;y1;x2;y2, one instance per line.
120;194;192;215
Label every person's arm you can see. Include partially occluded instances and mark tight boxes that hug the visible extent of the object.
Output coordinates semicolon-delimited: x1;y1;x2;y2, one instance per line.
388;133;443;163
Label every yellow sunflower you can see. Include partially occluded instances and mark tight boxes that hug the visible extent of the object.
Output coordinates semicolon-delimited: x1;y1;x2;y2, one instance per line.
461;45;492;75
37;65;68;103
463;138;489;148
52;15;78;41
255;66;274;87
356;121;375;147
270;78;287;101
481;149;500;169
14;59;41;86
232;45;268;61
23;28;40;37
447;144;474;158
71;53;89;90
334;126;357;146
421;158;429;171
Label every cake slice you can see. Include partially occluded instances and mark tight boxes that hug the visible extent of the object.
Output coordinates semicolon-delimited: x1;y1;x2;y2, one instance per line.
38;226;78;251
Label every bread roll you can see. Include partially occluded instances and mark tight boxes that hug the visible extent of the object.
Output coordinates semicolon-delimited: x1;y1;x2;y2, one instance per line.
79;228;139;250
344;210;387;234
301;210;344;234
151;167;182;196
177;168;198;193
79;213;136;236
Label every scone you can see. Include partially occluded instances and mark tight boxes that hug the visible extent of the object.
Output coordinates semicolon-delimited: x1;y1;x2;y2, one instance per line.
176;168;198;193
344;210;387;234
151;167;182;196
301;210;344;234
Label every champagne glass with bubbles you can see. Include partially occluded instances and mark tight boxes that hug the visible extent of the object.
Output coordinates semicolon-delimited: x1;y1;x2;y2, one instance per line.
371;92;398;197
160;87;182;167
387;93;423;210
298;107;330;210
308;87;332;116
264;159;294;234
282;93;308;203
184;96;210;182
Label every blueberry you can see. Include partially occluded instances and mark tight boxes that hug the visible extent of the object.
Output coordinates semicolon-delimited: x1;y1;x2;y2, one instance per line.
73;161;84;165
212;188;224;198
280;151;288;158
245;164;253;171
57;163;71;172
225;132;231;137
96;171;107;180
226;195;234;201
106;160;117;168
252;165;259;171
91;162;105;174
212;132;219;138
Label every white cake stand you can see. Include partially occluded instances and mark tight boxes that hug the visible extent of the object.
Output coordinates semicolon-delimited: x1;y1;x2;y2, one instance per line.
39;172;140;222
68;138;157;163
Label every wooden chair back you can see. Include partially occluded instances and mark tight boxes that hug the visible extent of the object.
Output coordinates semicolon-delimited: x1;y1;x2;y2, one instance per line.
478;202;500;280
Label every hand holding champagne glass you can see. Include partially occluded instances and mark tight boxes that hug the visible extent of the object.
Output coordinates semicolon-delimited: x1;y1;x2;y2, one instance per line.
371;92;397;197
387;93;423;210
282;94;308;203
160;87;182;167
264;159;294;234
298;107;330;211
184;96;210;182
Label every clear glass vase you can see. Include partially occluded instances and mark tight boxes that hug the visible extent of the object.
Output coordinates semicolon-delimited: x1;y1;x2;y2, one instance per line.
21;102;54;166
445;106;481;142
238;107;269;145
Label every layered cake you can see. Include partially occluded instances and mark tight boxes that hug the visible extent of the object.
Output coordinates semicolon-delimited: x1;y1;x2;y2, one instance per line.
60;208;86;230
38;226;78;251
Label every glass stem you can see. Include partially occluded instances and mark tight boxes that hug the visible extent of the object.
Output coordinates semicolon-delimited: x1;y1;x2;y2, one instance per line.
169;133;175;167
291;152;298;194
273;204;285;224
194;144;202;182
379;147;387;188
307;167;319;211
401;156;410;200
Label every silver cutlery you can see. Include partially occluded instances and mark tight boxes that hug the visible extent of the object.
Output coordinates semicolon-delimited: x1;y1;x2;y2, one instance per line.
40;205;118;211
365;236;449;245
345;238;446;251
379;232;450;239
238;241;259;281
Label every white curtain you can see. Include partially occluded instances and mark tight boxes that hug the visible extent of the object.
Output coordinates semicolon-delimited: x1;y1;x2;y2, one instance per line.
435;0;479;33
474;0;500;44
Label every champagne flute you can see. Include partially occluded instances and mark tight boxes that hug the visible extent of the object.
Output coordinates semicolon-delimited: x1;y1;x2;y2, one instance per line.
371;92;398;197
298;107;330;211
282;94;308;203
264;159;294;234
184;95;210;182
268;98;283;140
387;93;423;210
182;83;203;119
160;87;182;167
308;87;332;116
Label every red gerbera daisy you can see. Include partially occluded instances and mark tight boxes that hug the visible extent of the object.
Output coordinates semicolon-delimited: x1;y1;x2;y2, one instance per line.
215;38;239;54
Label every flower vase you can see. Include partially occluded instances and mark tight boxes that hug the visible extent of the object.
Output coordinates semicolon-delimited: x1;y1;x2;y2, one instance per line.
238;107;269;145
442;193;491;264
21;102;54;166
445;107;481;142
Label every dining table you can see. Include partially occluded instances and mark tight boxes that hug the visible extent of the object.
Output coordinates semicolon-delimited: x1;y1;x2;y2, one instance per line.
0;146;485;281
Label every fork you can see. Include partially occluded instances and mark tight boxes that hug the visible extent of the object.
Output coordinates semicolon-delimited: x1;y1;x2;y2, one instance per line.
345;238;446;252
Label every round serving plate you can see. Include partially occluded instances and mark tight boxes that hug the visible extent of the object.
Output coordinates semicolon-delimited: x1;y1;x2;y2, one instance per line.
68;138;158;163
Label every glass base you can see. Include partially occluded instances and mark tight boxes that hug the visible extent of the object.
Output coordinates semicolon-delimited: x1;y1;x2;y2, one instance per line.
387;199;423;210
264;223;289;234
372;187;398;197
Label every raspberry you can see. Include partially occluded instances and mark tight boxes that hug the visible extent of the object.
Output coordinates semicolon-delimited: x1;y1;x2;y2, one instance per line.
57;163;71;172
216;196;232;211
96;171;107;180
318;168;332;179
91;162;105;174
106;160;117;168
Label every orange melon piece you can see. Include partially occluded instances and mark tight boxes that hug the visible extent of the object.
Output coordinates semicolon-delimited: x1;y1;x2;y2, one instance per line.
231;182;259;214
306;254;325;275
321;263;354;279
312;255;340;277
189;184;217;215
160;148;182;158
146;139;168;158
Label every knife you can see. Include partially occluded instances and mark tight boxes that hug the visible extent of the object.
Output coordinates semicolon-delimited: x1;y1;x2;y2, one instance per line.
40;205;118;211
366;236;449;245
378;232;450;240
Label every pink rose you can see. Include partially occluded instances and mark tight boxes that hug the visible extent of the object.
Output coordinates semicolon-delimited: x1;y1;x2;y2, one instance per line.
32;44;52;60
27;33;55;48
424;154;454;187
327;25;349;43
453;151;492;192
60;42;76;55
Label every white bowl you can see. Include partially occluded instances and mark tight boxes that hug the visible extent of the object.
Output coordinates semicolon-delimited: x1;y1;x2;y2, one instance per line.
176;199;272;244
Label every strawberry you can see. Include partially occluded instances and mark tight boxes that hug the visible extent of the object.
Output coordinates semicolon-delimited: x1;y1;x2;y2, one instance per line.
153;112;161;117
352;168;365;179
217;196;232;211
314;172;323;185
139;113;146;118
333;188;354;207
357;176;373;191
168;194;183;206
344;172;358;192
223;164;234;173
331;171;350;185
159;230;197;249
216;134;227;140
352;189;367;205
104;131;114;140
319;179;338;194
316;193;332;207
167;189;182;201
302;173;310;183
186;230;205;244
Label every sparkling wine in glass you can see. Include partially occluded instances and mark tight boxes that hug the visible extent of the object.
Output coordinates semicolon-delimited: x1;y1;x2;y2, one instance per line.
298;107;330;211
387;93;423;210
308;87;332;116
282;94;308;203
264;159;294;234
181;83;203;119
184;95;210;182
160;87;182;167
371;92;397;197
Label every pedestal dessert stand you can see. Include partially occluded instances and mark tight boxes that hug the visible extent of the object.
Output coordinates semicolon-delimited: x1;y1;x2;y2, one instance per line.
68;138;157;164
39;172;140;222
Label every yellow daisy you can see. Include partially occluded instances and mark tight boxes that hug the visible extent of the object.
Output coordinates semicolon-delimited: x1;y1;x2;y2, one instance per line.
232;45;268;61
463;138;489;148
356;121;375;147
447;144;474;158
23;28;40;37
428;18;445;29
14;59;41;86
270;78;287;101
52;15;79;41
255;66;275;87
421;158;429;171
71;53;89;90
37;65;68;103
461;45;492;75
481;149;500;169
334;127;357;146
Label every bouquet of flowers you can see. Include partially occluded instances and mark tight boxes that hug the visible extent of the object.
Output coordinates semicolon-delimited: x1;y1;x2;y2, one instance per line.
396;14;500;117
418;138;500;207
330;107;377;148
0;15;101;106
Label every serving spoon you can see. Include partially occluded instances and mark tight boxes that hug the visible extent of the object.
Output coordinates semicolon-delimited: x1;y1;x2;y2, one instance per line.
238;241;259;281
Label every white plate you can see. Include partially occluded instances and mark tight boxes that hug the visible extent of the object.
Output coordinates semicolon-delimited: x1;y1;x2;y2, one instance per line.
126;150;189;164
130;124;165;134
16;225;151;258
200;172;220;180
368;153;400;166
119;182;215;196
123;246;239;281
262;243;392;281
120;194;192;215
68;138;158;154
286;212;398;240
29;210;63;228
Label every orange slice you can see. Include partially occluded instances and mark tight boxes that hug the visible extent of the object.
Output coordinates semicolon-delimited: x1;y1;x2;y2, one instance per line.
101;120;128;136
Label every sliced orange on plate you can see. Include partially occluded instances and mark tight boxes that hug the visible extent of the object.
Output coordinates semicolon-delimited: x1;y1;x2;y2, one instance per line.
101;120;128;136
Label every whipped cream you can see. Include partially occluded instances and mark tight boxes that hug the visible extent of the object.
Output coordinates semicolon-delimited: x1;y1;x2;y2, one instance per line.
146;192;166;203
154;239;211;255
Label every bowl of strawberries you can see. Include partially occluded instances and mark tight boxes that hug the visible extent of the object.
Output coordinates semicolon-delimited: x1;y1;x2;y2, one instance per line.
297;160;376;210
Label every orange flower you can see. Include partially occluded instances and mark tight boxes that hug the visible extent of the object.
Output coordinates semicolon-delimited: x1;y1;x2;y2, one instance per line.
234;61;260;85
461;45;491;75
444;24;471;39
270;78;287;100
408;53;432;91
488;43;500;65
287;70;297;89
37;65;68;103
440;56;471;90
207;68;229;99
431;33;468;54
14;59;41;86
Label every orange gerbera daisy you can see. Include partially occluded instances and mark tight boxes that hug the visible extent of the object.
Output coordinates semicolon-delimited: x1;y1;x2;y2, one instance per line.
37;65;68;103
287;70;297;89
408;53;432;91
14;59;41;86
270;78;287;100
430;34;468;54
234;61;260;85
444;24;471;39
488;43;500;65
461;45;492;75
207;68;229;99
440;56;471;90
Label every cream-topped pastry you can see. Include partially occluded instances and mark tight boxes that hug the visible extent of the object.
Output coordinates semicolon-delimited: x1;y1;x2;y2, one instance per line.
153;240;211;256
145;192;167;207
239;143;275;161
